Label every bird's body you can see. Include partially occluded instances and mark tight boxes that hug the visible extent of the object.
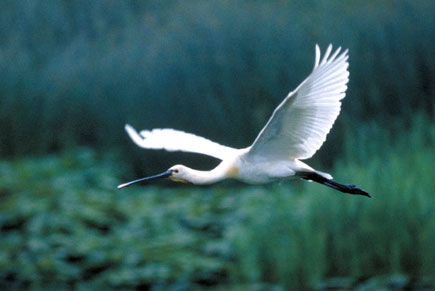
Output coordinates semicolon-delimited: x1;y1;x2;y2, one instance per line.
194;150;314;185
118;45;370;197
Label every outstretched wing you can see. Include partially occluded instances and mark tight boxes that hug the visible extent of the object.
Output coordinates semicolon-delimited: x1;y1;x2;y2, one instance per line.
247;44;349;162
124;124;238;160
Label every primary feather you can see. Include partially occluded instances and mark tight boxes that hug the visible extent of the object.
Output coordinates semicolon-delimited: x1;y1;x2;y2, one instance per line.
247;44;349;161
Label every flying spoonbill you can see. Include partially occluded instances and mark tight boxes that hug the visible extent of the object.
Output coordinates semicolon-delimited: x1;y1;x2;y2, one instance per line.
118;45;370;197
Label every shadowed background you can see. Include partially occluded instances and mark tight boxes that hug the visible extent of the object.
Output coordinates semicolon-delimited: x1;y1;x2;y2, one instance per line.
0;0;434;289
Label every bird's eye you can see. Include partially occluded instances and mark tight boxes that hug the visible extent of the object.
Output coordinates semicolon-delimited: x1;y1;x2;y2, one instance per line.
173;169;179;173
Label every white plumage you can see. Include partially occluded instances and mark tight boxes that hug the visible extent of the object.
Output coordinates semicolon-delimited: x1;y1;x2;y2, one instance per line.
248;45;348;161
118;45;370;197
125;126;238;160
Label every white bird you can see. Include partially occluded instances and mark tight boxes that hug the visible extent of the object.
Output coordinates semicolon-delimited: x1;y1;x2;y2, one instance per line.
118;45;370;197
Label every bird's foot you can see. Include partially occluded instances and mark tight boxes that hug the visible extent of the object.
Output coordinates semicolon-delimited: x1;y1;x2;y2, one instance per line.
345;184;371;198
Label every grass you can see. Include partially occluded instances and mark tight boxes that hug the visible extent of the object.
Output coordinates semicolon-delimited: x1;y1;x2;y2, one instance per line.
0;114;433;289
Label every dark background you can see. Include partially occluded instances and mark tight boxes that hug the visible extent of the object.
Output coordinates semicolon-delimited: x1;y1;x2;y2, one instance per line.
0;1;434;289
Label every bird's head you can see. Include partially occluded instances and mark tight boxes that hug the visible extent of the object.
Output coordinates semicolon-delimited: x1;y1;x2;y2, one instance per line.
167;165;191;183
117;165;191;189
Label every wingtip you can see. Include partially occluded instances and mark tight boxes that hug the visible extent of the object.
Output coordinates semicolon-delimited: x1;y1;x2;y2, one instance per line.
125;124;137;136
314;44;321;68
321;44;333;65
124;123;147;147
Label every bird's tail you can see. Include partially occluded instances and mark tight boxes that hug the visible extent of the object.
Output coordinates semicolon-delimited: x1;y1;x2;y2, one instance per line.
296;171;371;197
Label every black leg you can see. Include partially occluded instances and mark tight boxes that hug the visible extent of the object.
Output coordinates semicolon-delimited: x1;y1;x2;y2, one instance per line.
296;172;371;198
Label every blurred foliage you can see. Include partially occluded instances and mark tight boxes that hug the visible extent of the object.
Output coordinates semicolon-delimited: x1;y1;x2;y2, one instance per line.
0;0;434;173
1;1;434;289
0;113;433;289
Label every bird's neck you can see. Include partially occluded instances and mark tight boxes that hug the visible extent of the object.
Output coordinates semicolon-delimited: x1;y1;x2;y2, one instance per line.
186;167;227;185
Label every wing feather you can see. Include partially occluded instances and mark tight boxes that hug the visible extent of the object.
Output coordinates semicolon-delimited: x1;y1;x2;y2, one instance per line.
247;45;349;162
125;124;238;160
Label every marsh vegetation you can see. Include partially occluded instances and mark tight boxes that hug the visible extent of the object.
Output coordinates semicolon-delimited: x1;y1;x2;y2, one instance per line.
0;1;434;289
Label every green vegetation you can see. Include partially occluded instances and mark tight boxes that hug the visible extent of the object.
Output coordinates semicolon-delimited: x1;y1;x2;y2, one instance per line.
1;114;433;289
1;0;434;289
